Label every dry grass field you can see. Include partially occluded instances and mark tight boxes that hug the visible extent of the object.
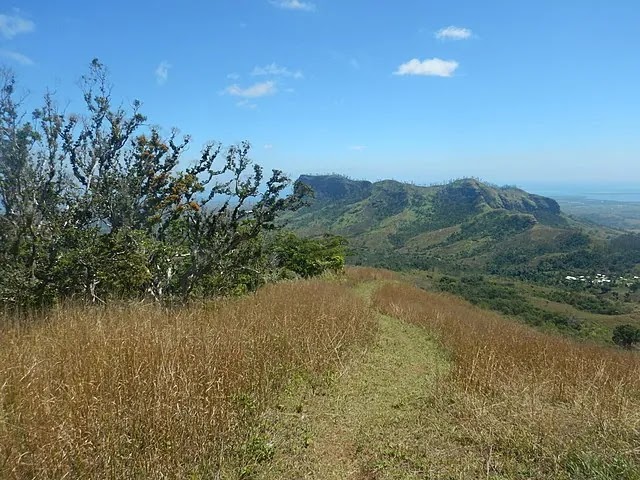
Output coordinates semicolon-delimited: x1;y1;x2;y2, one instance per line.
0;279;374;479
2;268;639;479
373;282;640;478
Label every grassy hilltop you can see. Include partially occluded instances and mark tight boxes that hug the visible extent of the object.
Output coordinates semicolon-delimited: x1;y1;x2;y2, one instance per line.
2;268;639;479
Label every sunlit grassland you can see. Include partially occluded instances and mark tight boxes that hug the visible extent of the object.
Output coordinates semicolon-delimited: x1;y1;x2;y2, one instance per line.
0;279;374;479
373;281;640;478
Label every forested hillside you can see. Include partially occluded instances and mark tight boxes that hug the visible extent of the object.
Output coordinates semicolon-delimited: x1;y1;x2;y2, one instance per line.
289;174;637;278
287;175;640;341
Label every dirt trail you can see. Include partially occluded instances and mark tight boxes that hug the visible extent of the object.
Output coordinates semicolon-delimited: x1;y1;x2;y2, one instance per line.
255;282;448;479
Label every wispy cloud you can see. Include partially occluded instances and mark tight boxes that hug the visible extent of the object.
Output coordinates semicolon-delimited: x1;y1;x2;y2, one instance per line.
0;49;34;66
236;99;258;109
270;0;316;12
394;58;459;77
0;12;35;39
264;144;274;150
224;81;278;98
349;145;367;151
227;72;240;80
155;61;171;85
435;26;472;40
252;63;303;79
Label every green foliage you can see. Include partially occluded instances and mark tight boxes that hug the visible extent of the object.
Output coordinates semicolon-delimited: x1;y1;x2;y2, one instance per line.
0;61;311;308
449;211;536;242
612;324;640;348
272;232;346;278
538;290;628;315
438;276;581;332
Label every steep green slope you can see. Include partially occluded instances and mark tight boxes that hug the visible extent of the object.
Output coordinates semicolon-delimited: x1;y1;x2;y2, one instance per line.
287;175;636;280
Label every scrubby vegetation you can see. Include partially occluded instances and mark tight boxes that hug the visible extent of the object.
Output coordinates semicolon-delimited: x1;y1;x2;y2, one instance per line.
271;231;347;278
437;275;582;332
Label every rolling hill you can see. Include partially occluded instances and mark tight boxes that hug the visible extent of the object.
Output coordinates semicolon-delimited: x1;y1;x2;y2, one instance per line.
288;175;637;281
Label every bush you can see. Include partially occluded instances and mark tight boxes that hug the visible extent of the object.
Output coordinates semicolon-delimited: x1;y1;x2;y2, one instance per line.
0;60;312;308
272;232;347;278
613;324;640;348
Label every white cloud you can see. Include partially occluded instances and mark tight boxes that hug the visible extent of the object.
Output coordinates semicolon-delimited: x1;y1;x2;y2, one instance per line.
270;0;315;11
155;61;171;85
252;63;303;79
394;58;459;77
224;81;277;98
0;12;35;39
227;72;240;80
236;99;257;109
349;145;367;151
0;49;34;65
264;144;274;149
435;26;472;40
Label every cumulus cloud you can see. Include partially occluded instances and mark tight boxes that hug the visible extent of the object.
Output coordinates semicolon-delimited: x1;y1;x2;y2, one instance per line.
224;81;277;98
0;12;35;39
394;58;459;77
155;61;171;85
270;0;315;12
0;49;34;66
435;26;472;40
251;63;303;79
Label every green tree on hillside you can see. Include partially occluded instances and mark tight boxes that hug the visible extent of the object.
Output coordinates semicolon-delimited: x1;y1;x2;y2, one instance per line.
272;232;347;278
0;60;312;307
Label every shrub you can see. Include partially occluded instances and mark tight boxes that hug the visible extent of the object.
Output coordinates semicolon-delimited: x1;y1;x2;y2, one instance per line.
613;324;640;348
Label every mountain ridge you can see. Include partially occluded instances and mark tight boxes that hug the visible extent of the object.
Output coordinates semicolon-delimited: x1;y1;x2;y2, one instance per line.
287;174;634;280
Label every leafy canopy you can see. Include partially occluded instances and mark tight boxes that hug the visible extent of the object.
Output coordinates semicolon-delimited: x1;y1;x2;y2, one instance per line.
0;60;319;308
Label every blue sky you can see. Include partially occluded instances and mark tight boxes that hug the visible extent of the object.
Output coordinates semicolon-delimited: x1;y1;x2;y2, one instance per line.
1;0;639;187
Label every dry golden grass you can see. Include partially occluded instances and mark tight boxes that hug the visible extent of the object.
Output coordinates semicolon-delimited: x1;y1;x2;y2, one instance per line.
373;282;640;478
345;266;399;284
0;279;374;479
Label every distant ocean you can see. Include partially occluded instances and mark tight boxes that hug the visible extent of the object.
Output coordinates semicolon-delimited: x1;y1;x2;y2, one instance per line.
521;184;640;203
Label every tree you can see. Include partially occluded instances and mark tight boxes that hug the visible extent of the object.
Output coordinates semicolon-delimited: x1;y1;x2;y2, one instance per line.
0;60;310;307
612;324;640;349
272;232;347;278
